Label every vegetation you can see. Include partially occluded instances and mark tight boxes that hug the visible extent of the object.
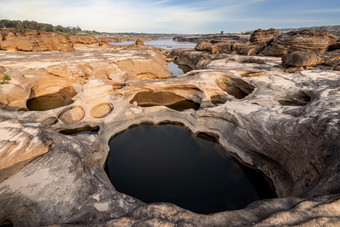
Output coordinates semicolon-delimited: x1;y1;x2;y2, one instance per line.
224;79;233;86
0;73;11;85
0;19;83;35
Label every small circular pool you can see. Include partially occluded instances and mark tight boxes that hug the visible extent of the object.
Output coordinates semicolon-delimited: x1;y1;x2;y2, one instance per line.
105;124;276;214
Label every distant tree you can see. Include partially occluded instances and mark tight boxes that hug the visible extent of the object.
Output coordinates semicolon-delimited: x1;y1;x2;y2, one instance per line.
220;31;224;35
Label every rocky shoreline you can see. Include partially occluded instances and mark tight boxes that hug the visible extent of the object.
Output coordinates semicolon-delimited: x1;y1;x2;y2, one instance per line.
0;28;339;226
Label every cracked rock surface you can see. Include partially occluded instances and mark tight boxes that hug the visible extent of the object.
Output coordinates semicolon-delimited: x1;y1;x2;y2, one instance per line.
0;41;339;226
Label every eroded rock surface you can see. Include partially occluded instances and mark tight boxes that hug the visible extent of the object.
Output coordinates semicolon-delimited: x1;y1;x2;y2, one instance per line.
261;30;338;56
250;28;279;45
0;32;339;227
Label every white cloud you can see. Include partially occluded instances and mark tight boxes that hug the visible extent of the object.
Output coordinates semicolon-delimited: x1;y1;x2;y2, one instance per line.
0;0;337;33
0;0;227;33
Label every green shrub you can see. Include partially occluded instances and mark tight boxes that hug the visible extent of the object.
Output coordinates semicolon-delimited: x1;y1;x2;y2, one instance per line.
0;72;11;84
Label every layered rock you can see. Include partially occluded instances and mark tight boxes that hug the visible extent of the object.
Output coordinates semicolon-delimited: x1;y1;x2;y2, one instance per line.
0;29;74;52
282;51;324;67
261;30;338;56
250;28;279;45
174;34;250;43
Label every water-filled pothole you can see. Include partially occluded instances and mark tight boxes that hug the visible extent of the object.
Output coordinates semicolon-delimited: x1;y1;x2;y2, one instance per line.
167;61;192;76
105;124;276;214
130;91;200;111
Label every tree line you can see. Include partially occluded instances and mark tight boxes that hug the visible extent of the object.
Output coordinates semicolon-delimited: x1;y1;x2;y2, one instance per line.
0;19;82;34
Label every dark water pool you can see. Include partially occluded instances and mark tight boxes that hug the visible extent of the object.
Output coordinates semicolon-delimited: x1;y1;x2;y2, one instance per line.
167;61;192;76
105;124;276;214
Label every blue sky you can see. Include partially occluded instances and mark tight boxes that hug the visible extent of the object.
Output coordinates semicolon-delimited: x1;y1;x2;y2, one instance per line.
0;0;339;33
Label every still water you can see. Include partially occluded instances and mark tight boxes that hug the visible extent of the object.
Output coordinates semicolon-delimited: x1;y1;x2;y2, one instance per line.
105;124;275;214
110;38;196;50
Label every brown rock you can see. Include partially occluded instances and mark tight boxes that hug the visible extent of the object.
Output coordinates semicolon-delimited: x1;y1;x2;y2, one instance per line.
195;41;231;54
58;106;85;124
195;41;211;51
209;42;231;54
328;41;340;51
70;35;109;46
250;28;279;45
261;30;337;56
90;103;113;118
282;51;324;67
135;39;144;45
0;28;74;52
284;66;304;73
232;43;257;55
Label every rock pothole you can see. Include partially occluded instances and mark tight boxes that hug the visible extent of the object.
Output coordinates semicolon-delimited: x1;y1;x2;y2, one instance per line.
129;91;200;111
277;91;312;106
58;106;85;124
90;103;114;118
105;123;276;214
26;86;77;111
217;78;255;99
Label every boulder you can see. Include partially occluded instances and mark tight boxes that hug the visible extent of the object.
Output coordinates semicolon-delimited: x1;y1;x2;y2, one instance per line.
282;51;324;67
195;41;211;51
250;28;279;45
135;39;144;45
232;43;257;55
261;30;338;56
195;41;231;54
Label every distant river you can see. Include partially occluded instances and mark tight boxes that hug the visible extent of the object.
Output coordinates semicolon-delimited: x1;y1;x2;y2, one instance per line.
110;38;196;50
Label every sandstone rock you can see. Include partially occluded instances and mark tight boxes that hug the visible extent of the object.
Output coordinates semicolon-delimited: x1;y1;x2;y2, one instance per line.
195;41;231;54
231;42;257;55
282;51;324;67
195;41;211;51
328;41;340;51
135;39;144;45
0;36;339;227
250;28;279;45
174;34;250;43
58;106;85;124
0;28;74;52
261;30;337;56
0;119;50;182
0;84;30;111
284;66;304;73
90;103;113;118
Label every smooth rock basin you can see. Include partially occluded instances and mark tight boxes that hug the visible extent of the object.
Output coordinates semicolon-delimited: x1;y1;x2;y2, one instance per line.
105;124;276;214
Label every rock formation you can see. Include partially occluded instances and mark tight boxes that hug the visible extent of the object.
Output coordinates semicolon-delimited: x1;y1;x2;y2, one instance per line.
0;29;74;51
174;34;250;43
250;28;279;45
189;29;340;71
135;39;144;45
260;30;338;56
0;29;339;226
0;28;110;52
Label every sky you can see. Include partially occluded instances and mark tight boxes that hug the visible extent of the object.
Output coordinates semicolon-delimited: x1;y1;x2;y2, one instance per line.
0;0;339;34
